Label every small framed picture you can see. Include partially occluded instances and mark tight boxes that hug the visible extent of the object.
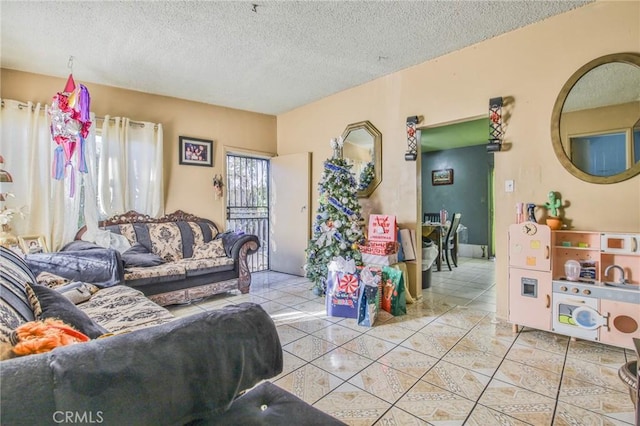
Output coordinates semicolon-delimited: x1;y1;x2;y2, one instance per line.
179;136;214;167
431;168;454;186
18;235;48;254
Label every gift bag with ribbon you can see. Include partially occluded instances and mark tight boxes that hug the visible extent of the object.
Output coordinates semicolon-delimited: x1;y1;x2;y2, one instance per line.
367;214;397;243
326;256;361;318
381;266;407;316
357;266;382;327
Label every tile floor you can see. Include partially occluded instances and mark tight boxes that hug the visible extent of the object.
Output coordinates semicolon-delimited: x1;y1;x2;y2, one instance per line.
168;257;638;425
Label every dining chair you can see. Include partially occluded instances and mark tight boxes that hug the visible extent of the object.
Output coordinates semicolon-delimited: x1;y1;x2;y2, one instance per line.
423;212;440;223
443;212;462;271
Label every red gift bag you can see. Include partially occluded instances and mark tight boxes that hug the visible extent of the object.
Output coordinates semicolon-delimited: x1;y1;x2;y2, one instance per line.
368;215;397;242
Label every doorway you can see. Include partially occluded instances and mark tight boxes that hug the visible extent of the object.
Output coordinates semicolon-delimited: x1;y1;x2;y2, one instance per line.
226;154;270;272
419;117;495;259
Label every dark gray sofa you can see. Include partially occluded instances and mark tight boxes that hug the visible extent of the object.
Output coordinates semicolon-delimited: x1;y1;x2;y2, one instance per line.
1;246;346;426
0;246;283;425
75;210;260;306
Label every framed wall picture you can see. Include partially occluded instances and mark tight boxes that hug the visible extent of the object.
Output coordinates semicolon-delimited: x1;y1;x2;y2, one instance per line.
179;136;214;167
18;235;48;254
431;168;454;185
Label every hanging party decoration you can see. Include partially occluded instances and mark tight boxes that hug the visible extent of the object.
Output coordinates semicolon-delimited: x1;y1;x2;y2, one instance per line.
49;57;91;197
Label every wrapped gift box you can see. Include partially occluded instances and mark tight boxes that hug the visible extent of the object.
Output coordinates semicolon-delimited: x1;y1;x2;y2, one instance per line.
359;240;398;255
368;214;397;242
362;252;398;266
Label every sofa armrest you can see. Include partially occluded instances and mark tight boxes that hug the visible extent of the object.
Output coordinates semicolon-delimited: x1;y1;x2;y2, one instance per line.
217;232;260;260
1;302;282;425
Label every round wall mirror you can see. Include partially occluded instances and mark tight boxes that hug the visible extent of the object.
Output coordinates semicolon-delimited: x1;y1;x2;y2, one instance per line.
551;52;640;184
342;120;382;197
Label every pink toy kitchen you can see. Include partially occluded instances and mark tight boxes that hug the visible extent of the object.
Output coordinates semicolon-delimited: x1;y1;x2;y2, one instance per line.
508;223;640;350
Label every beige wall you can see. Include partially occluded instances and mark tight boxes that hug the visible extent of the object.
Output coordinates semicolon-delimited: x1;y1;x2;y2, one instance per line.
1;69;277;226
2;2;638;319
277;1;640;318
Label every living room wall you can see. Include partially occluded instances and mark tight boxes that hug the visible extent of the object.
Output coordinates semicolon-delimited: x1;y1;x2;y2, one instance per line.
276;1;640;319
0;69;277;226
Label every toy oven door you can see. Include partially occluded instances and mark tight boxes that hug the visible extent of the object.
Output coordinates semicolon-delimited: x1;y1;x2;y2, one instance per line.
552;293;605;341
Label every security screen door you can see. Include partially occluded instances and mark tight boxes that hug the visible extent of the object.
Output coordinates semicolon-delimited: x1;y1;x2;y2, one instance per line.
226;154;269;272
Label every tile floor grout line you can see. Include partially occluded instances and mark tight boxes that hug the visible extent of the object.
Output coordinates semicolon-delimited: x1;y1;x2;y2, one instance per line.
457;317;524;425
179;264;637;424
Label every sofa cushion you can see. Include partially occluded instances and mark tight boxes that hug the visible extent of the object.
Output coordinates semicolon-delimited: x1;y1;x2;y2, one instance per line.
76;285;174;333
178;257;235;277
147;222;184;262
0;247;36;343
124;263;187;286
25;283;108;339
121;242;165;268
192;239;226;259
209;381;347;426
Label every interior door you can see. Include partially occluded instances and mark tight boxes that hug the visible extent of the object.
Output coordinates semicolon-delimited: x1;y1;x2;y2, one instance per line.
270;152;311;275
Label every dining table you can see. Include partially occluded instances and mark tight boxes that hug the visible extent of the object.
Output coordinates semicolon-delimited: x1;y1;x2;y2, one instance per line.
422;222;446;272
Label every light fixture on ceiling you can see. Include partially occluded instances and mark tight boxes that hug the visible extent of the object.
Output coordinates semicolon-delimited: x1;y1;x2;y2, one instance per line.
486;97;504;153
405;115;422;161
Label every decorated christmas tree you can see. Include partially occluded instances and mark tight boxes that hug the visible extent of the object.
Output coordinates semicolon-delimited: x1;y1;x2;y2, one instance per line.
305;138;365;293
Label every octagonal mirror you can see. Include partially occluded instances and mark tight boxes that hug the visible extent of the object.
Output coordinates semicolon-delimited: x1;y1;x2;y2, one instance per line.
551;52;640;184
342;120;382;197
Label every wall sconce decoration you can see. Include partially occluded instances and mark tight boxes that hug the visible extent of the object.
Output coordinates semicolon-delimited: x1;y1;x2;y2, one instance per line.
486;97;504;152
212;174;224;200
405;115;422;161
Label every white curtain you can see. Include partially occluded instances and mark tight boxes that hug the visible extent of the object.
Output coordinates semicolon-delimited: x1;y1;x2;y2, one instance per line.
98;116;164;219
0;99;98;250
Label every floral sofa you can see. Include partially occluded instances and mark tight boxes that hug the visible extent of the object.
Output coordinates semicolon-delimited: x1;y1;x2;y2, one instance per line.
0;246;287;425
75;210;260;306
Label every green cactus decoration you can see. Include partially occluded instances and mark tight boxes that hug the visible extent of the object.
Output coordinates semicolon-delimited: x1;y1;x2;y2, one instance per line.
544;191;562;217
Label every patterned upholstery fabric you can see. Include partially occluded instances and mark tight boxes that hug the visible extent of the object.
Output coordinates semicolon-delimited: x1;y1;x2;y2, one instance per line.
35;271;71;289
77;286;174;333
187;222;206;248
193;239;226;259
147;223;183;262
178;257;234;269
119;224;138;245
0;247;36;343
124;263;186;282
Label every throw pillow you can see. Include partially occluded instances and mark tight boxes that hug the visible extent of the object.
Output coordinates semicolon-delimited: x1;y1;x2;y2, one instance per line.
25;283;108;339
192;239;226;259
121;242;166;268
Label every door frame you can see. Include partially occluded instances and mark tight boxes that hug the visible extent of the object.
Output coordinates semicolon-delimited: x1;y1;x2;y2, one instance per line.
417;114;495;261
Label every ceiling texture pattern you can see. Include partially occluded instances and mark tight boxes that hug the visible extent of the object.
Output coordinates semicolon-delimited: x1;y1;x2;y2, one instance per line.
1;1;591;115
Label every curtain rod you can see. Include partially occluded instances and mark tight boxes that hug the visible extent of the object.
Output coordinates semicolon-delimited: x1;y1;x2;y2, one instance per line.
1;100;157;129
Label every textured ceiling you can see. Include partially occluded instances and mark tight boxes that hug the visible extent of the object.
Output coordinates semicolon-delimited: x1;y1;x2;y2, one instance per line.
1;1;591;115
